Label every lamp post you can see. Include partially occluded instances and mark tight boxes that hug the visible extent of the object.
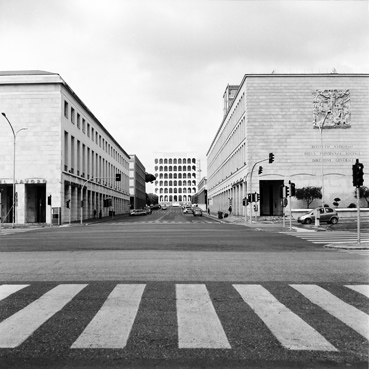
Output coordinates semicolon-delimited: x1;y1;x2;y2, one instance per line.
1;113;28;228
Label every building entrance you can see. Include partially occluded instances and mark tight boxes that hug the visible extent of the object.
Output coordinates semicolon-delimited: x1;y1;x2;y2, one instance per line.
0;185;14;223
25;184;46;223
260;180;283;216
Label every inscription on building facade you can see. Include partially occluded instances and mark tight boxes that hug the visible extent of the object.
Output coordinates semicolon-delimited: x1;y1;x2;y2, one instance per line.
304;145;360;162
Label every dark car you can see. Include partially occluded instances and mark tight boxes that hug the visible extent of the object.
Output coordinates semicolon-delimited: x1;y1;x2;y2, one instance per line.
193;207;203;217
297;207;339;224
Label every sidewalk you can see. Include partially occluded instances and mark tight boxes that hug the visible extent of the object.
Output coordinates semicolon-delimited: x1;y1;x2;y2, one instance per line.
209;213;369;250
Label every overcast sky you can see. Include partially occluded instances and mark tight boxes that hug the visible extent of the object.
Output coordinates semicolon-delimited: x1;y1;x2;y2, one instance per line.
1;0;368;192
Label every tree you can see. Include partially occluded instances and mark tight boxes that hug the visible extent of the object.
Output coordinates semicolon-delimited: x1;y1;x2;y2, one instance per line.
354;186;369;207
294;186;322;208
145;172;156;183
147;193;158;205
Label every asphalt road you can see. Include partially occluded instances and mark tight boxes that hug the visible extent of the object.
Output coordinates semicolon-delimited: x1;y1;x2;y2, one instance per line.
0;207;368;368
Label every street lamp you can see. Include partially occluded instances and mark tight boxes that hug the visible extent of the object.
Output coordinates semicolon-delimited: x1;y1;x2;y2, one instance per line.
1;113;28;228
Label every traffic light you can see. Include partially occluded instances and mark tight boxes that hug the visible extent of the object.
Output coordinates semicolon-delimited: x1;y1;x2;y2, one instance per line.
290;181;296;196
248;193;252;203
243;197;247;206
258;166;263;175
257;193;260;201
353;161;364;187
47;195;52;206
285;186;289;197
269;153;274;163
116;173;121;181
66;200;70;209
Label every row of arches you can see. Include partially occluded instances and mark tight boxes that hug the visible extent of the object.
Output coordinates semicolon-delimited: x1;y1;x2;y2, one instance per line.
155;158;196;165
156;173;196;180
156;180;196;186
156;165;196;172
159;195;192;202
156;187;196;194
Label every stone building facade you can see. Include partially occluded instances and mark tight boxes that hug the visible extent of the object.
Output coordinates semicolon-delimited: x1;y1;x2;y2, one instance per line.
129;155;146;209
207;74;369;217
0;71;131;225
154;152;198;205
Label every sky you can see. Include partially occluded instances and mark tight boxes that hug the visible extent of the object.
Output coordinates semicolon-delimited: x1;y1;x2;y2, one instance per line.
0;0;368;193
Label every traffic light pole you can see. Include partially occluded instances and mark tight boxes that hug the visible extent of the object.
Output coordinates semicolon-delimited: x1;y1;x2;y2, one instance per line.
357;187;361;245
249;158;269;224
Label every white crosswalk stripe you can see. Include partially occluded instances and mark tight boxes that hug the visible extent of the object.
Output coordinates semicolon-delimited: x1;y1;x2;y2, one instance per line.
176;284;231;349
0;284;87;348
233;284;337;351
291;284;369;340
282;230;369;246
72;284;146;349
0;283;368;351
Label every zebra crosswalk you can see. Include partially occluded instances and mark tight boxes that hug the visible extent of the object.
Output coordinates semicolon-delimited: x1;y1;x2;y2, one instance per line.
282;230;369;247
0;283;368;353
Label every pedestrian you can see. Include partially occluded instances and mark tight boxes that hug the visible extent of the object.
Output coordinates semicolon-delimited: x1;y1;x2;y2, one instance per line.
207;208;210;215
93;208;97;218
99;209;102;218
228;205;232;215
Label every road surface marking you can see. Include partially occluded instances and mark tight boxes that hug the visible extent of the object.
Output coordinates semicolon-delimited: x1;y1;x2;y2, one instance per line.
176;284;231;349
345;285;369;298
72;284;146;349
291;284;369;340
233;284;337;351
0;284;87;348
0;285;29;301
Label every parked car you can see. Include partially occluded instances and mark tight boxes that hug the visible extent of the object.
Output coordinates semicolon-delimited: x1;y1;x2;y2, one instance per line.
161;205;168;210
297;207;339;224
144;206;152;214
193;207;203;217
183;207;193;214
129;208;147;216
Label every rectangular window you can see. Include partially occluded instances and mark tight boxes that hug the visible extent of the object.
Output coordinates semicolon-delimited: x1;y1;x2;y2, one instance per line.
87;147;90;177
91;127;94;140
70;136;75;173
64;131;69;170
64;101;69;118
77;140;81;175
77;113;80;129
82;119;86;133
71;107;75;124
82;143;85;176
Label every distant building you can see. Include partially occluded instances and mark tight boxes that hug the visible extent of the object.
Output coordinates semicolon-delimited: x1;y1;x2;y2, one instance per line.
129;155;146;209
193;177;207;211
0;70;131;225
207;73;369;216
154;152;199;204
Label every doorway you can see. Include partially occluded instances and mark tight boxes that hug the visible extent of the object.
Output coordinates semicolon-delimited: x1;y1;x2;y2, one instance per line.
25;184;46;223
260;180;283;216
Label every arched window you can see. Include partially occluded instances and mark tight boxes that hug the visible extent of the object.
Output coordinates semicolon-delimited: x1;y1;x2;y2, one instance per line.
155;166;158;171
164;173;168;179
160;181;163;186
169;158;172;164
188;188;191;193
192;165;196;171
174;195;177;201
173;166;177;171
164;166;168;171
178;166;182;171
178;159;182;164
160;188;163;194
188;195;192;202
174;173;177;179
187;158;191;164
173;159;177;164
160;195;163;201
174;188;177;193
192;158;196;164
169;173;172;179
164;195;168;201
155;188;158;193
192;173;196;178
179;195;182;201
183;158;186;164
183;173;187;179
192;187;196;193
174;180;177;186
159;166;163;171
164;180;168;186
164;188;168;193
183;195;187;201
178;188;182;193
169;195;173;201
155;181;158;186
169;188;172;193
155;159;158;164
168;166;172;171
178;180;182;186
164;159;168;164
187;166;191;171
169;180;172;186
183;188;187;193
159;159;163;164
178;173;182;179
192;180;196;186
